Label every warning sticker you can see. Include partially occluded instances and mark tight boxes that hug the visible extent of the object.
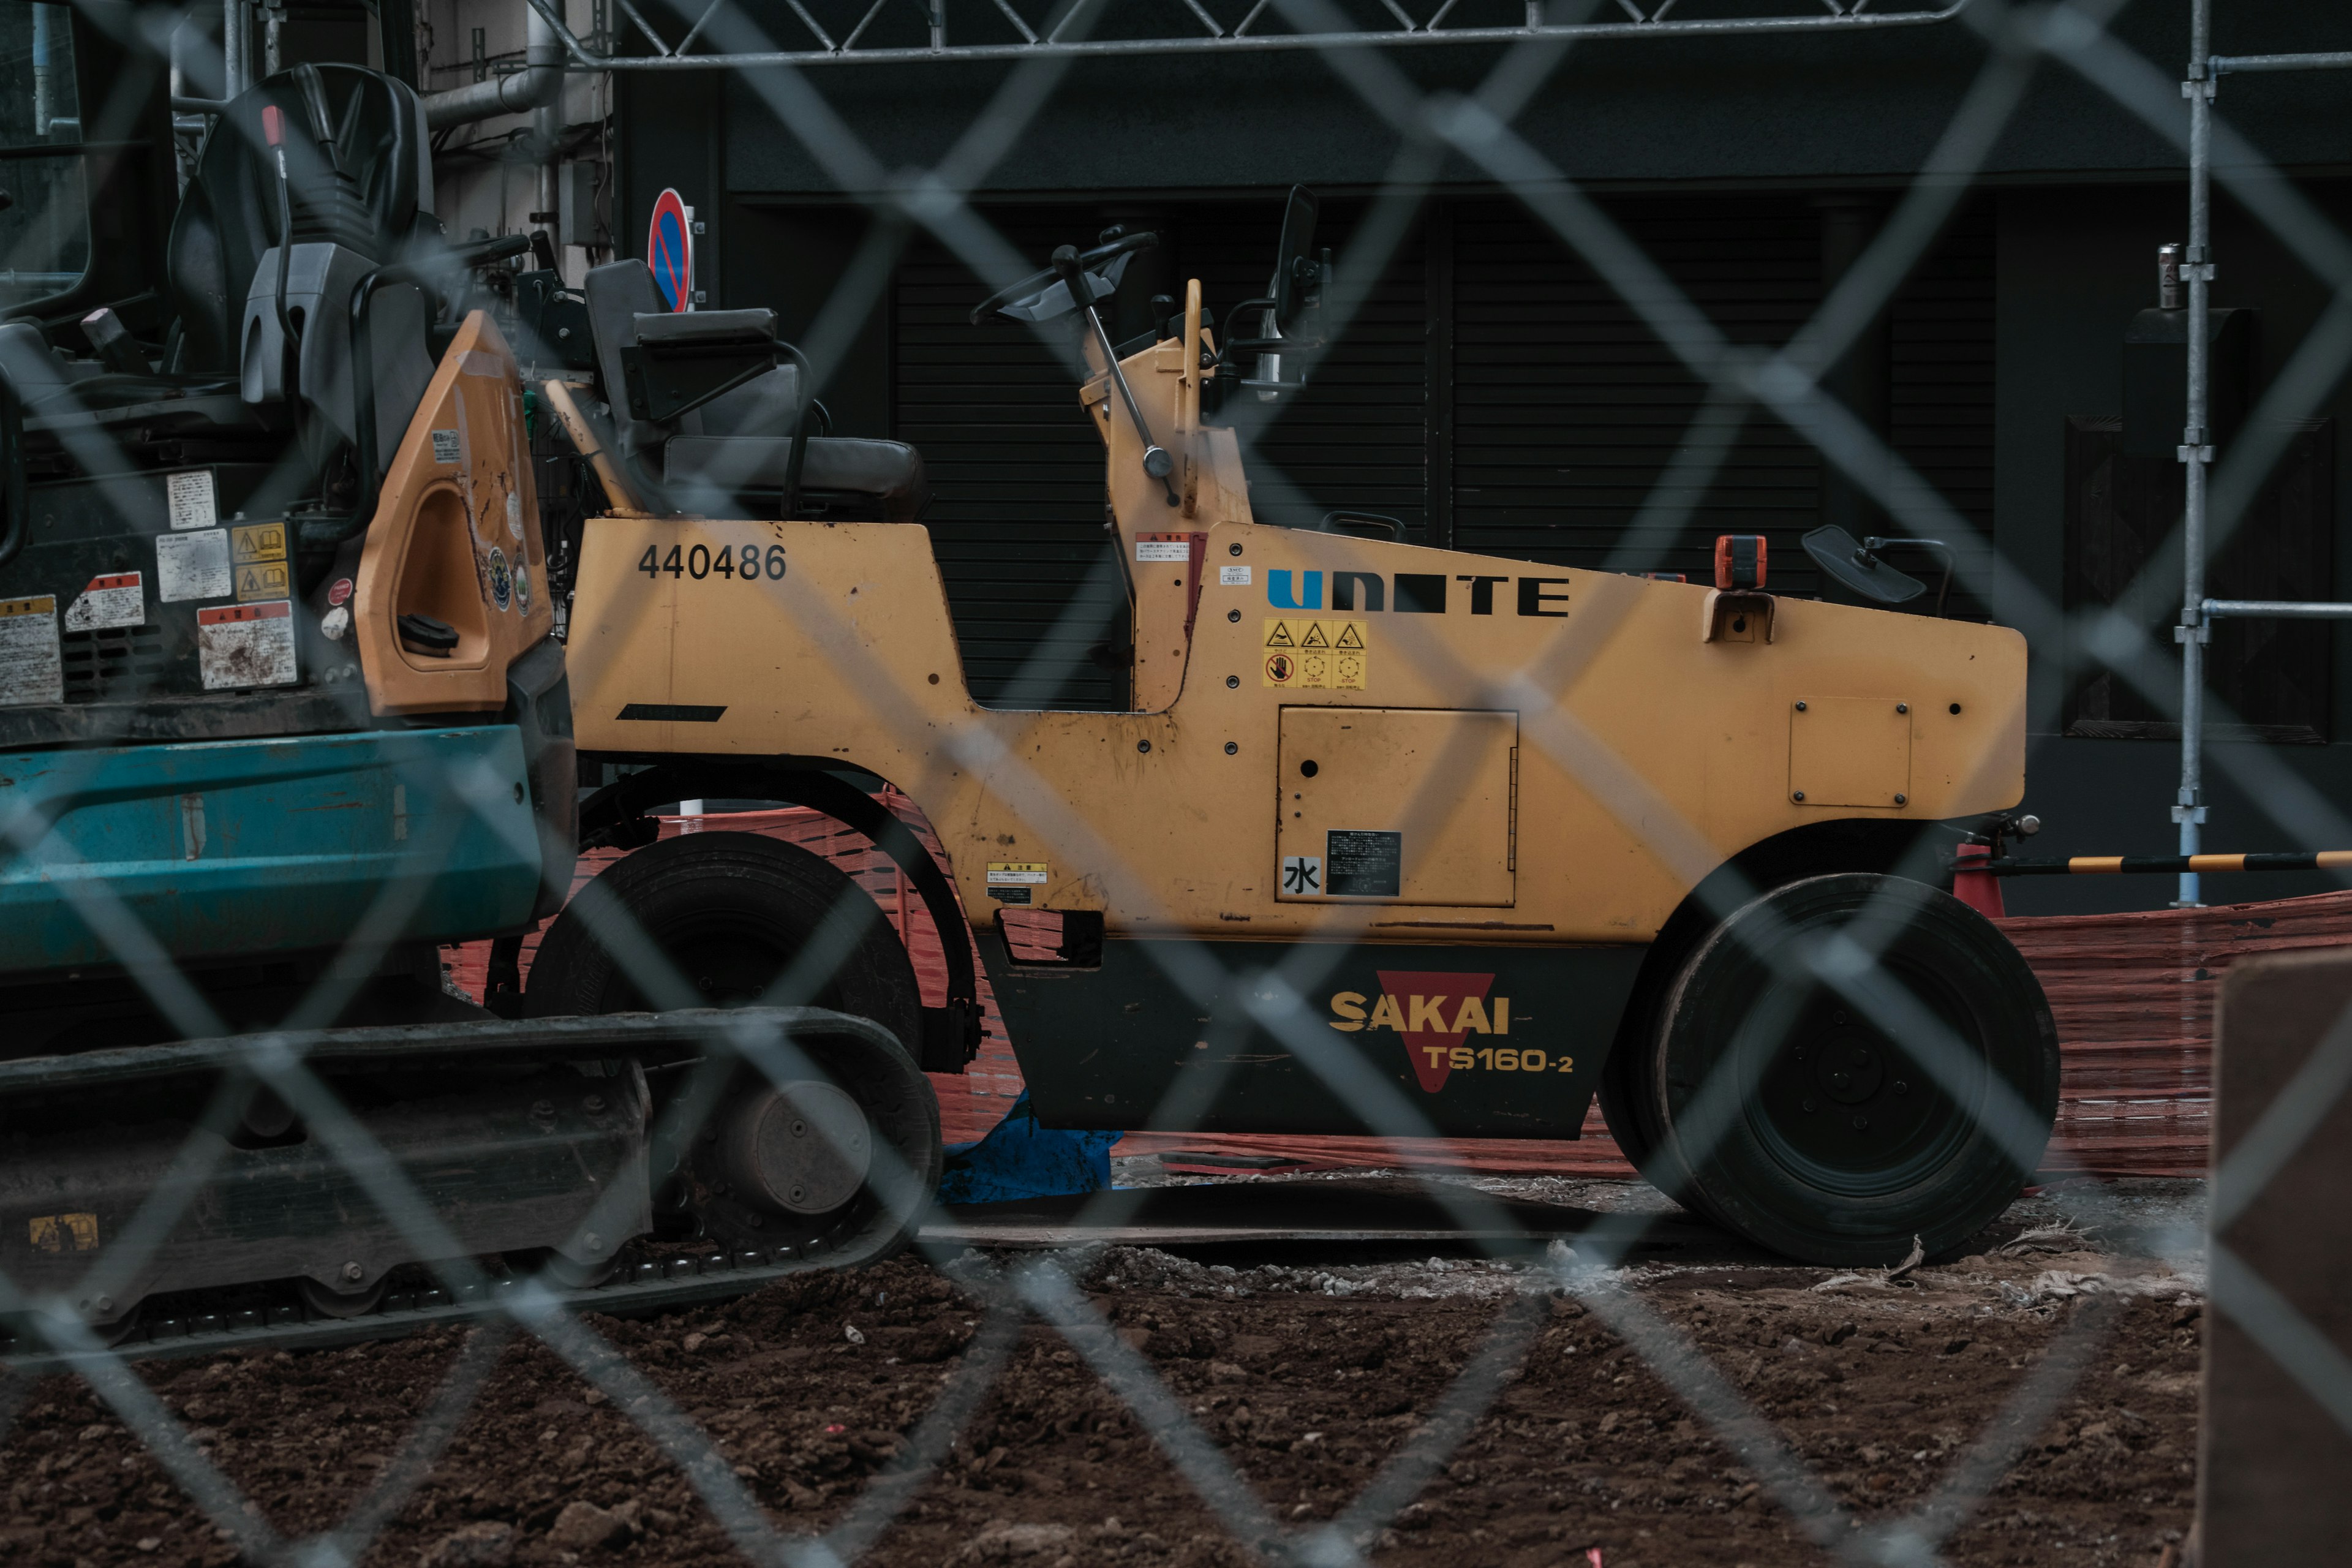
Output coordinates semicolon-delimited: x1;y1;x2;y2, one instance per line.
0;595;62;706
196;600;298;689
62;572;145;631
27;1212;98;1253
1262;617;1368;690
987;861;1047;903
235;562;292;602
1136;538;1190;564
167;469;217;530
431;428;462;464
230;521;288;567
156;528;232;601
1219;565;1252;586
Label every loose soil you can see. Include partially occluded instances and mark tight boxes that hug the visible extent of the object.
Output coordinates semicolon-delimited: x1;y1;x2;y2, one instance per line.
0;1197;2202;1568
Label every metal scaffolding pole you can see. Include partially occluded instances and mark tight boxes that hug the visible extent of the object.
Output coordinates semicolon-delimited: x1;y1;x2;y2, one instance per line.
2173;14;2352;908
2175;0;2212;908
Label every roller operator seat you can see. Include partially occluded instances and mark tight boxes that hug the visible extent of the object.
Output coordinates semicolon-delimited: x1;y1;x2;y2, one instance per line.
582;259;929;523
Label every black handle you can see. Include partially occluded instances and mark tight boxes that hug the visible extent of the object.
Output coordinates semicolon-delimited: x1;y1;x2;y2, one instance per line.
968;230;1156;325
336;238;536;543
777;341;814;519
342;260;438;545
1049;244;1093;316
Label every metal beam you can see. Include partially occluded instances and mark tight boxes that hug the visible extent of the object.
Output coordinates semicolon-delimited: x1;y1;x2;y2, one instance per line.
2203;599;2352;620
519;0;1973;70
2211;51;2352;77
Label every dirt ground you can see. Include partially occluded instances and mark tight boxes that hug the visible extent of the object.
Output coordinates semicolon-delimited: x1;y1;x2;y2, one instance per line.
0;1180;2204;1568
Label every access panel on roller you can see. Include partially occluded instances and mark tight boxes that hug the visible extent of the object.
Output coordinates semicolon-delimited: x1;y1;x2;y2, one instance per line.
1275;707;1517;907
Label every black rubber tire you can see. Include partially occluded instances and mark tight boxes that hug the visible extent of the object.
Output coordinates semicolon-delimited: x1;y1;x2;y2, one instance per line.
524;832;940;1265
1643;873;2058;1267
1596;903;1717;1196
524;831;922;1055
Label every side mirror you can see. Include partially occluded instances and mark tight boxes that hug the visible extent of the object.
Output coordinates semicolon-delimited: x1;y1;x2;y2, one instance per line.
1801;524;1925;606
1268;185;1322;334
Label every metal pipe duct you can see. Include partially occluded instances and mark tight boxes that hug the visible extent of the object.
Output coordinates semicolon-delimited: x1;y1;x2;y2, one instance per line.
423;1;563;130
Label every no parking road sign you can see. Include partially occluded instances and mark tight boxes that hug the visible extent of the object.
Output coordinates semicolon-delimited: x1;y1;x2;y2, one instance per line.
647;187;693;311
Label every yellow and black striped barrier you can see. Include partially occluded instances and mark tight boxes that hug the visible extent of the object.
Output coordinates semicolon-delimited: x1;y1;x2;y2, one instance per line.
1983;851;2352;877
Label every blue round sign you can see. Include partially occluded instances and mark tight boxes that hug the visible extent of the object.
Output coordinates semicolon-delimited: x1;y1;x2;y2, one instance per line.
647;188;693;311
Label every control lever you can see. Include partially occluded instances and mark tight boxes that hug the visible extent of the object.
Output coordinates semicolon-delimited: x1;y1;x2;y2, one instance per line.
262;104;298;394
1050;245;1176;500
80;307;149;375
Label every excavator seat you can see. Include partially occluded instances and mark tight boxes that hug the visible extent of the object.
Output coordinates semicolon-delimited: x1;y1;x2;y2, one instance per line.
0;63;435;484
582;260;928;522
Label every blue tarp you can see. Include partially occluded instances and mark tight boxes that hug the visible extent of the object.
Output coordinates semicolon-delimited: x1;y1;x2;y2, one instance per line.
936;1092;1122;1205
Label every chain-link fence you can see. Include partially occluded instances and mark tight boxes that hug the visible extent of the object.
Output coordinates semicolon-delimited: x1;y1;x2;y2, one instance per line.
1;0;2348;1562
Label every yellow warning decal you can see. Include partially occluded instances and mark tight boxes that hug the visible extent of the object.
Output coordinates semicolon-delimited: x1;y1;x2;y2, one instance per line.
1263;618;1368;690
235;562;292;602
29;1213;99;1253
230;521;288;567
0;594;56;618
986;862;1049;885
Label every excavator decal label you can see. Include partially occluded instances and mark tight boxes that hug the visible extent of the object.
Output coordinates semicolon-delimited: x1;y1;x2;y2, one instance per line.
233;524;292;603
196;601;298;690
1263;619;1367;689
231;522;288;567
0;594;62;706
26;1213;99;1253
62;573;143;632
165;469;216;530
155;529;231;602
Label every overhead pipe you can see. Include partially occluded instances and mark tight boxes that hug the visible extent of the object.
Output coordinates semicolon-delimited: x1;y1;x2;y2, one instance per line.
423;1;564;129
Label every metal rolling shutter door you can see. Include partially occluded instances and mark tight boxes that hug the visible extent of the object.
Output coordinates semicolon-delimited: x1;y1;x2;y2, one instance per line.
1886;203;1997;620
1449;197;1824;581
1447;197;1995;603
894;217;1128;710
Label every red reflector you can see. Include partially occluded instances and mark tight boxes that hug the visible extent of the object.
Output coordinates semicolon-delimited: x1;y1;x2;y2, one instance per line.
1714;533;1766;590
262;105;284;146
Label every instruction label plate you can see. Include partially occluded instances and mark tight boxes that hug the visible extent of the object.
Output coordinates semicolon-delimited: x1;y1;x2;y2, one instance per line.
0;594;62;705
167;469;217;530
1325;829;1403;899
156;529;233;602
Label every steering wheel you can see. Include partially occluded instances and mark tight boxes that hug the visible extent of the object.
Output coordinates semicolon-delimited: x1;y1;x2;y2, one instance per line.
970;229;1158;326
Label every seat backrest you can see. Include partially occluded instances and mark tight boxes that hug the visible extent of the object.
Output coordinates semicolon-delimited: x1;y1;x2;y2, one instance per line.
584;259;672;457
167;64;433;376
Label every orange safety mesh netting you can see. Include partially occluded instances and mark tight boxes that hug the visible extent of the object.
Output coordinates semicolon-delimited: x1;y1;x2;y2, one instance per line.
448;805;2352;1178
